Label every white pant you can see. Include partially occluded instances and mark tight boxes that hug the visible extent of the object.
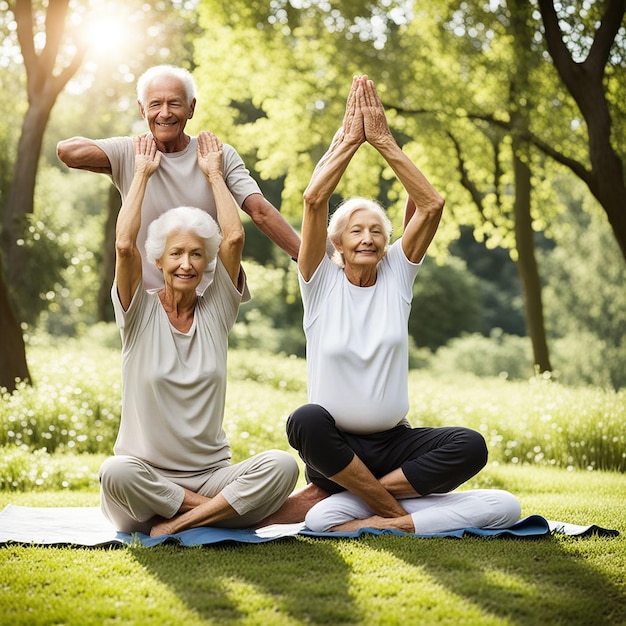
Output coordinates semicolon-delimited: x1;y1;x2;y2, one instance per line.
100;451;298;534
305;489;521;533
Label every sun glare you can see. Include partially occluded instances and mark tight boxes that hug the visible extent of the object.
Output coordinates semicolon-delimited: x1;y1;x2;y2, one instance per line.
82;10;133;60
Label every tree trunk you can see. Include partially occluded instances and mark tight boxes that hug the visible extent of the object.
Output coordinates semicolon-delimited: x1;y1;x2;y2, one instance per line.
97;185;121;322
509;0;551;372
512;134;552;372
2;101;53;306
0;0;87;388
0;257;31;392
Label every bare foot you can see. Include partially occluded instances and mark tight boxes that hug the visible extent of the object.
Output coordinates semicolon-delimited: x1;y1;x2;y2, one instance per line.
330;514;415;533
150;518;177;537
255;483;329;527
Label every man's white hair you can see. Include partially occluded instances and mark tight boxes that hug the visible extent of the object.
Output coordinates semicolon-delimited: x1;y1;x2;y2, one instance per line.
136;65;196;106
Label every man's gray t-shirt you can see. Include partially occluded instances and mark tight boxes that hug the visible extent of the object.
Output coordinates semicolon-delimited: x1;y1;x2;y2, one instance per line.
97;135;261;293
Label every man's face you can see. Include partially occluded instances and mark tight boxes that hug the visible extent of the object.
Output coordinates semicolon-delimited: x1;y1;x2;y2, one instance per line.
138;75;196;153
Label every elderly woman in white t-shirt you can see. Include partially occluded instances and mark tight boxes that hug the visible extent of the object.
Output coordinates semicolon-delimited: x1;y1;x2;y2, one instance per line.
99;132;298;536
286;76;520;533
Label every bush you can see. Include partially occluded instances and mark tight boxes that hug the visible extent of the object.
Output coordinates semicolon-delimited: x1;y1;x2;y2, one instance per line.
0;338;121;454
410;256;482;351
1;339;624;491
550;332;626;390
429;330;534;380
0;446;102;491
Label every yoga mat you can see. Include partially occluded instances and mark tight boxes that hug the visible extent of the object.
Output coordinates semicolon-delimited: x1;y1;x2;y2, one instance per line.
0;504;618;548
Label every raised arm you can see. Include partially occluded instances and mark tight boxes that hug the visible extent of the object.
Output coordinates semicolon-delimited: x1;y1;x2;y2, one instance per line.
197;131;245;288
299;77;365;280
242;194;301;260
115;135;161;310
56;137;112;174
360;77;444;264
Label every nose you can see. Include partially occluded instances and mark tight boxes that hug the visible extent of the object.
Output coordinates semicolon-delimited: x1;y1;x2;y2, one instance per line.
361;229;374;244
180;253;192;268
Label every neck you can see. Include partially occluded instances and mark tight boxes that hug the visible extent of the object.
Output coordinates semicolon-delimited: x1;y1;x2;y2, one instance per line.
344;264;378;287
157;134;190;154
159;287;197;316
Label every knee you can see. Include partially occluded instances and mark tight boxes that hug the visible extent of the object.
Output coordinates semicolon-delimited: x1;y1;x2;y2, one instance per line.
286;404;332;447
99;455;142;493
463;428;488;471
488;490;522;528
274;450;300;485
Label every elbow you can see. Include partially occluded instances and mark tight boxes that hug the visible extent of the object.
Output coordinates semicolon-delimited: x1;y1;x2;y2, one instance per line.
303;187;326;212
427;194;445;218
224;228;245;254
56;137;82;167
56;140;70;166
115;238;136;260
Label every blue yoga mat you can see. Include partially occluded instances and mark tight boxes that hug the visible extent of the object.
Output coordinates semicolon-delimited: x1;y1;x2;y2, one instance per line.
0;505;618;548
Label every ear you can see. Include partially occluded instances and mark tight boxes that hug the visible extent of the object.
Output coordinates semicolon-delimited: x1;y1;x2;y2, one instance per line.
188;98;196;119
155;258;162;270
138;100;146;119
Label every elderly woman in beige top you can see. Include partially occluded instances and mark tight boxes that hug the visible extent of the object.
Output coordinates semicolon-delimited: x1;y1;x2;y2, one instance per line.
99;132;298;536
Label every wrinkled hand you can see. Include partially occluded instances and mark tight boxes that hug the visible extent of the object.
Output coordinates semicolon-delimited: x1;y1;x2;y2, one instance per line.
133;134;161;176
338;76;365;146
359;76;393;148
197;131;223;180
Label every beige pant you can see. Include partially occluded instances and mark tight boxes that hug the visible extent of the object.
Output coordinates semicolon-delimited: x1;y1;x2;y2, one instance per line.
99;451;298;534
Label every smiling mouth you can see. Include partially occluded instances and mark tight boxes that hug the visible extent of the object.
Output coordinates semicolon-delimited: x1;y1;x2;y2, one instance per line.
157;122;177;127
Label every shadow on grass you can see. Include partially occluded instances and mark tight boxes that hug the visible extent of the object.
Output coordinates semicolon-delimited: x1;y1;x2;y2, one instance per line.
130;531;625;625
131;537;359;624
363;534;625;626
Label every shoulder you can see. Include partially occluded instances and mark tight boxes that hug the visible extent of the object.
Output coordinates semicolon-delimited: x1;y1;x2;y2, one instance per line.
95;136;133;159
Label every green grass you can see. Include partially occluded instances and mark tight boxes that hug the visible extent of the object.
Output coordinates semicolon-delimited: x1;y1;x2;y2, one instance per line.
0;465;624;625
0;339;625;624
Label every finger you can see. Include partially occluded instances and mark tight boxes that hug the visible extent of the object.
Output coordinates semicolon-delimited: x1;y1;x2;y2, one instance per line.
366;79;383;109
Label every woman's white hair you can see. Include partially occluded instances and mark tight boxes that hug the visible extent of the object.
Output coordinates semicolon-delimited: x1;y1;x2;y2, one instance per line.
145;207;221;266
136;65;196;106
327;197;392;267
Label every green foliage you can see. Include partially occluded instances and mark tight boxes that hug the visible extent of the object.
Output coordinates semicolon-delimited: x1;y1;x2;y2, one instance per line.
1;338;624;482
0;334;121;454
429;330;534;380
408;371;626;472
0;447;102;491
410;255;482;350
230;259;306;356
542;180;626;389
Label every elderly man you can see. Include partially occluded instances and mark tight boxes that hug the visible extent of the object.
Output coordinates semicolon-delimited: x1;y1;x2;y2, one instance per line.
57;64;300;292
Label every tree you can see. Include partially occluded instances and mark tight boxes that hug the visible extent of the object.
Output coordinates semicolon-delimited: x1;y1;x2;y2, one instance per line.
537;0;626;262
0;0;86;392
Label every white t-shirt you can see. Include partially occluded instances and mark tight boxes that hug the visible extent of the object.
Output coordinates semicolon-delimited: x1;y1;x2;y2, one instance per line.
97;135;261;293
111;259;244;473
300;240;422;434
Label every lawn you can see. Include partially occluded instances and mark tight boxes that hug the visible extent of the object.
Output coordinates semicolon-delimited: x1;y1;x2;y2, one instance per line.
0;341;624;625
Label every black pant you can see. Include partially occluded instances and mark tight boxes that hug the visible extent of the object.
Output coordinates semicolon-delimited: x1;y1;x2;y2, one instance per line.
286;403;488;495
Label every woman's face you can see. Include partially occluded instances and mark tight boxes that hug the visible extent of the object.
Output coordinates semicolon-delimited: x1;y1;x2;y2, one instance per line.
156;231;207;294
336;208;387;269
